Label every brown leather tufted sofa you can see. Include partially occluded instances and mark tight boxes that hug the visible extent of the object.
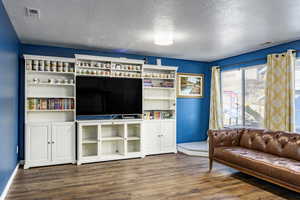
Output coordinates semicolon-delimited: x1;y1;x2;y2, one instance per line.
208;128;300;192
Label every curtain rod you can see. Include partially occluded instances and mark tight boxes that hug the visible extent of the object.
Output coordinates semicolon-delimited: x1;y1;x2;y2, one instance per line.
220;49;300;68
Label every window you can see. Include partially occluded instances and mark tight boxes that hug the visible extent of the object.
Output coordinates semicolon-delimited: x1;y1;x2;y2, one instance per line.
221;65;266;128
221;70;242;127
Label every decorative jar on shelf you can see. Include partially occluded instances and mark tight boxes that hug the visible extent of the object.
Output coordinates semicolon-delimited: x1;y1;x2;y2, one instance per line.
51;61;57;71
69;66;74;72
39;60;45;71
63;62;69;72
33;78;40;84
48;79;54;84
25;60;32;70
26;64;32;71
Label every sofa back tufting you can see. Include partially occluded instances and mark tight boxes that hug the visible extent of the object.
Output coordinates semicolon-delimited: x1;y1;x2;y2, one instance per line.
239;129;300;161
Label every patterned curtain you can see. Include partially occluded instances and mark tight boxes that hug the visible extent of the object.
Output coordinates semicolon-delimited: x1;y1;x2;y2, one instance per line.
209;66;223;130
264;50;296;132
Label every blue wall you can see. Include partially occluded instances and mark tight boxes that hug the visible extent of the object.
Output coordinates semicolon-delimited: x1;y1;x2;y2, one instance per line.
212;40;300;70
0;1;20;196
19;44;211;159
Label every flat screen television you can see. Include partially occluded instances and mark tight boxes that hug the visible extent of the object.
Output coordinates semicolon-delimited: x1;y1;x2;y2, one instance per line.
76;77;143;116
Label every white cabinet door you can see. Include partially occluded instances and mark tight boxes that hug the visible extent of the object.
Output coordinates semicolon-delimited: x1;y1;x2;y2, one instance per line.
161;121;176;152
143;121;161;155
52;122;75;163
26;123;51;165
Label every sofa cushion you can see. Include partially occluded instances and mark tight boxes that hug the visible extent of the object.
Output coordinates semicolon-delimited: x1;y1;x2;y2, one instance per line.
211;129;242;148
214;146;300;186
239;129;300;161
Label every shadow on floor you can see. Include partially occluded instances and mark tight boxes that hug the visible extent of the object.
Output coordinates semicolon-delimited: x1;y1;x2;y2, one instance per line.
231;172;300;199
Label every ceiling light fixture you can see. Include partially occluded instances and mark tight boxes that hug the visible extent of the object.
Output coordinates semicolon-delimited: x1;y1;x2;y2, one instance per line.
154;31;174;46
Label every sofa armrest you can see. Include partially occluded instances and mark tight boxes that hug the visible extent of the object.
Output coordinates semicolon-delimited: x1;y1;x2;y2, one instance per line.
208;129;243;159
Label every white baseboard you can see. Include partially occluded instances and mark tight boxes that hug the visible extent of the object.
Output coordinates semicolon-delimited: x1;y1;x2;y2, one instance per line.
19;160;24;166
177;146;208;157
0;163;19;200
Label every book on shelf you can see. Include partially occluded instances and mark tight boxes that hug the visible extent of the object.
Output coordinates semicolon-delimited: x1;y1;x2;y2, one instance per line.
143;79;174;88
144;111;174;120
154;111;161;120
144;112;151;120
28;98;74;110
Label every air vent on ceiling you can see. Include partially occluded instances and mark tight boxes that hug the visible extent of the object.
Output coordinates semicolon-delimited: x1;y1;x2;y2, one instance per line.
25;7;40;19
261;41;273;46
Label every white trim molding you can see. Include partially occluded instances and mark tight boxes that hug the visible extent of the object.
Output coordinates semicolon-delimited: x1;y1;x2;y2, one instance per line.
0;164;19;200
177;142;209;157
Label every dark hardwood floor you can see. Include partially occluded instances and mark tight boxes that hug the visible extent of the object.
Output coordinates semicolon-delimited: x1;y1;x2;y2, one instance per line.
6;154;300;200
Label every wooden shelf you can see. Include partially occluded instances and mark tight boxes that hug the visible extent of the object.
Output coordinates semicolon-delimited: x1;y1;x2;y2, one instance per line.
26;70;75;75
76;66;110;70
27;96;75;99
143;65;178;71
144;97;175;100
127;137;140;140
28;83;75;87
24;55;75;63
143;87;175;90
76;73;110;77
143;77;175;80
112;76;141;79
100;153;124;157
27;109;75;112
143;119;175;121
101;137;123;141
111;68;141;72
82;139;98;144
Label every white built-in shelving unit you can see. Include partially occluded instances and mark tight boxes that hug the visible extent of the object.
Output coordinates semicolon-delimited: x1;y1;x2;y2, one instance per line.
142;64;177;155
24;55;76;169
23;54;178;168
74;54;145;164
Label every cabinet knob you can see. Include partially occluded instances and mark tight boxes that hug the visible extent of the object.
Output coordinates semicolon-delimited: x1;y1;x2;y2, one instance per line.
52;141;55;144
47;141;51;144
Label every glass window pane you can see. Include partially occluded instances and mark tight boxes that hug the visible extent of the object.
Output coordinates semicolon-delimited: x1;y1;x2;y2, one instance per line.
221;70;242;127
244;65;266;128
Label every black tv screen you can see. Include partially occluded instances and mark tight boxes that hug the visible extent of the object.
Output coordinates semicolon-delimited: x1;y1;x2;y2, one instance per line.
76;77;142;115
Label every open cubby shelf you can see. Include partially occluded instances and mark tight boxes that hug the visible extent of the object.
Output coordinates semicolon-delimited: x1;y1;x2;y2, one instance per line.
78;121;142;163
101;140;125;156
127;124;140;138
127;140;141;153
101;124;124;138
82;143;98;157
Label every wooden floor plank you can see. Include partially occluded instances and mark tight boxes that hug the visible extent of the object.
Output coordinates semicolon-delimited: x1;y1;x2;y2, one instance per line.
6;154;300;200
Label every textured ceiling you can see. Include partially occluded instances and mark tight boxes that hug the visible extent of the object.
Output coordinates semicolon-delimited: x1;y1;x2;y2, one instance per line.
3;0;300;61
